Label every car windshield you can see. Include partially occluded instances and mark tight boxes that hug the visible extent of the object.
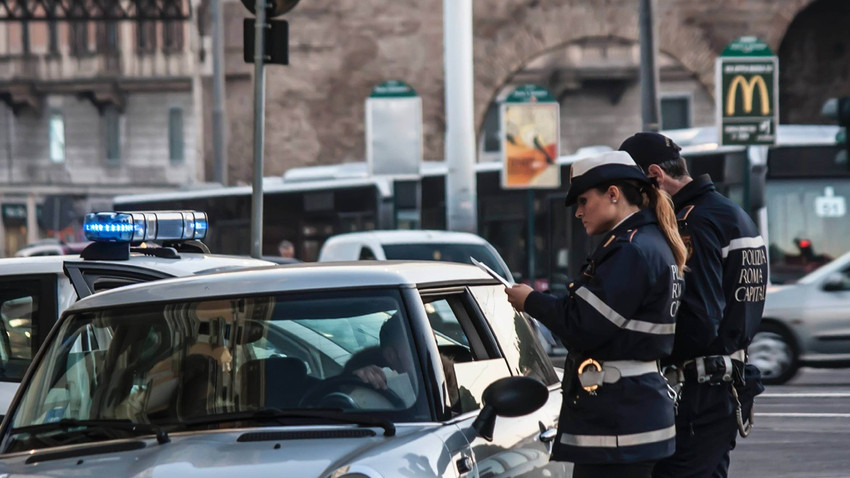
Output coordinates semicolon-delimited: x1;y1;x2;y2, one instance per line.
6;289;429;452
382;243;510;280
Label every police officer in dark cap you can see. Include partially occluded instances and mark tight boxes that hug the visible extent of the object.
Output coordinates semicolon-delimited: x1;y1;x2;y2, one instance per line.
506;150;686;478
619;132;767;478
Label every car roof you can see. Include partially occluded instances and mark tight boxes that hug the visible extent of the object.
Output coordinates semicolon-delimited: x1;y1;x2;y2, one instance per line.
0;252;274;277
324;230;490;246
65;260;498;312
0;255;71;274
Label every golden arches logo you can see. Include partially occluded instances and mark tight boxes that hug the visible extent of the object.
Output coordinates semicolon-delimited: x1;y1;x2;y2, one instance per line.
726;75;770;116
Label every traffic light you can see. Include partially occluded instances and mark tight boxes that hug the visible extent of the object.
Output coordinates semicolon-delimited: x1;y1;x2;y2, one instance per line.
821;97;850;165
242;0;299;65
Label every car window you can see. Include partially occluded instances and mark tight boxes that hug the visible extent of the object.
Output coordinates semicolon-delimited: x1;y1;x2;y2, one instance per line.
0;277;57;383
8;289;432;450
469;285;559;386
421;291;511;414
64;263;172;299
358;247;377;260
825;264;850;291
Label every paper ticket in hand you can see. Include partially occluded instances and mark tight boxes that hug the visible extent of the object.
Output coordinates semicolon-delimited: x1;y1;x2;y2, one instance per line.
470;257;513;287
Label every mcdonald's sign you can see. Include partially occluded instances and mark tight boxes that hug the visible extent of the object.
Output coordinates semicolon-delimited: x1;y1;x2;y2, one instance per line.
725;75;770;116
716;37;779;146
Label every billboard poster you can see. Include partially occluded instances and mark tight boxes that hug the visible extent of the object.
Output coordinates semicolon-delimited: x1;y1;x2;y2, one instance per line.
500;85;560;189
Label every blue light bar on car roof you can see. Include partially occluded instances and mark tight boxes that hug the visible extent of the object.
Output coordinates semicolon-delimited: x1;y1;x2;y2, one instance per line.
83;211;208;243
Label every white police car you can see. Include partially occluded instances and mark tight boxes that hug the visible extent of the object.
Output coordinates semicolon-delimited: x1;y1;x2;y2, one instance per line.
0;211;274;416
0;260;568;477
318;230;567;357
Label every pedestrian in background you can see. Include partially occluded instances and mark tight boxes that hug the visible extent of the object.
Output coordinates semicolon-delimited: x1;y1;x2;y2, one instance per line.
619;132;767;478
505;150;686;478
278;239;295;259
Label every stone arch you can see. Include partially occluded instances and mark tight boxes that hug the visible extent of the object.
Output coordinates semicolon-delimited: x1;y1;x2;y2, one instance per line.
475;34;715;156
778;0;850;124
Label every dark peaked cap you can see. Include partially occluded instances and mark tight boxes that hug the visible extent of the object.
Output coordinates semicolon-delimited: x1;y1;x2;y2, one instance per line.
564;151;651;206
618;132;683;173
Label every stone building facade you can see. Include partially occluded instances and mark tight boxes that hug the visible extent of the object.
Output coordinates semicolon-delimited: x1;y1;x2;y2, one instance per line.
214;0;849;183
0;1;201;255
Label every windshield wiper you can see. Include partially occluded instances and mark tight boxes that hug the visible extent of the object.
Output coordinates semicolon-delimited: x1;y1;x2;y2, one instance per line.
182;407;396;436
11;418;170;444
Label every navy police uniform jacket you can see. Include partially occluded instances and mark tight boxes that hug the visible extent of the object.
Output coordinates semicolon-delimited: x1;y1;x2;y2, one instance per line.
524;209;682;464
670;174;767;425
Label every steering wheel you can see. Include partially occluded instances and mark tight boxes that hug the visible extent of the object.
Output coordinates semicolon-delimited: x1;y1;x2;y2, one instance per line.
298;375;406;409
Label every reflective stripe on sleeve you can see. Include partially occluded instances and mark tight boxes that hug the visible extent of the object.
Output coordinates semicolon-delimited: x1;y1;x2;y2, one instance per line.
721;236;765;259
575;287;675;335
559;424;676;448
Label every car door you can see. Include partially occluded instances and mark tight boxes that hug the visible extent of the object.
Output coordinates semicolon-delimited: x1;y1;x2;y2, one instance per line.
0;274;62;417
417;286;568;477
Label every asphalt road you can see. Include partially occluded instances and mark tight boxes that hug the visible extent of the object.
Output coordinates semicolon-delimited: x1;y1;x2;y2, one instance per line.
732;367;850;477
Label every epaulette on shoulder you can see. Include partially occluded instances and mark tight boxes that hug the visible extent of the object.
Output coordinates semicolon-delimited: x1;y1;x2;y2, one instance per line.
678;204;696;220
602;229;639;247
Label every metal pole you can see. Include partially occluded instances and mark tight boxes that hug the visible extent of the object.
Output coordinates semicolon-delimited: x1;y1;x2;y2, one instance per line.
639;0;660;132
250;0;266;258
443;0;477;233
211;0;228;185
5;105;13;182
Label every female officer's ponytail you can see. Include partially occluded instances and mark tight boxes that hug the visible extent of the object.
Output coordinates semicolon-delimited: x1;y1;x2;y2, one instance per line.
645;186;687;274
605;180;687;274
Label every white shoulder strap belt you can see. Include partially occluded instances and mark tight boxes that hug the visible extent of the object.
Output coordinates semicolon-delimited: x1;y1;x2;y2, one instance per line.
578;359;660;390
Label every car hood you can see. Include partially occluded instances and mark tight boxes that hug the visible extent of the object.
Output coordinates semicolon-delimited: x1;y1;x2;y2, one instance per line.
0;424;452;477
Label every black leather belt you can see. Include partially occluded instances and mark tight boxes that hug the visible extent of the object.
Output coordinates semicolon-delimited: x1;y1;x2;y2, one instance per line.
680;351;746;384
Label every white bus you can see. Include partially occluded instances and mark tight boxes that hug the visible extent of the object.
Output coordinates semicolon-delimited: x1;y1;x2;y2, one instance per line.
114;125;848;288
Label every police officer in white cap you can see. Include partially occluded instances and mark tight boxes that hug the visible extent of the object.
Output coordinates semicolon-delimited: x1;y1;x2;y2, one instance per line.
506;150;687;478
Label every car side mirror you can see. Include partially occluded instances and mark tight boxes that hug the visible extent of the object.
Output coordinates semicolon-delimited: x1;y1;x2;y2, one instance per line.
822;273;850;292
472;376;548;442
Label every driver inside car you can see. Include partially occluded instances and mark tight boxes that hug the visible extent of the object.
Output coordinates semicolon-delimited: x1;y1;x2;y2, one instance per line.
349;313;418;407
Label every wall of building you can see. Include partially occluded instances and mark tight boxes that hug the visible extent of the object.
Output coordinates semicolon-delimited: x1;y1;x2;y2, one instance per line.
1;92;195;186
218;0;825;183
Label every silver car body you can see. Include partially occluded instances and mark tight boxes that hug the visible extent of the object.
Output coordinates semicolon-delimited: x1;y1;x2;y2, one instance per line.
749;250;850;383
0;261;567;477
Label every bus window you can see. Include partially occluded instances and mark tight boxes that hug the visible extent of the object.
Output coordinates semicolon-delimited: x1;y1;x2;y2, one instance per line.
764;144;850;284
765;179;850;284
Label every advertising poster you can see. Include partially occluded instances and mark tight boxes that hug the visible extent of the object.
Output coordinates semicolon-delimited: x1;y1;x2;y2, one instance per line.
500;85;560;189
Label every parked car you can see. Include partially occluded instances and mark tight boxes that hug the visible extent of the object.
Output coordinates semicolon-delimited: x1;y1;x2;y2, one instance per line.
0;211;274;417
318;229;567;356
748;250;850;384
0;260;567;476
14;239;90;257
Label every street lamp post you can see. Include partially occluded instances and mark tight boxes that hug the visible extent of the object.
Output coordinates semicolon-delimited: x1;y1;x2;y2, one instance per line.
443;0;477;234
639;0;660;132
240;0;299;257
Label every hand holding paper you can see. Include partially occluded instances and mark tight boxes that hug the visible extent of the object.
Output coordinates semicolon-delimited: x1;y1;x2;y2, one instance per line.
470;257;513;287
